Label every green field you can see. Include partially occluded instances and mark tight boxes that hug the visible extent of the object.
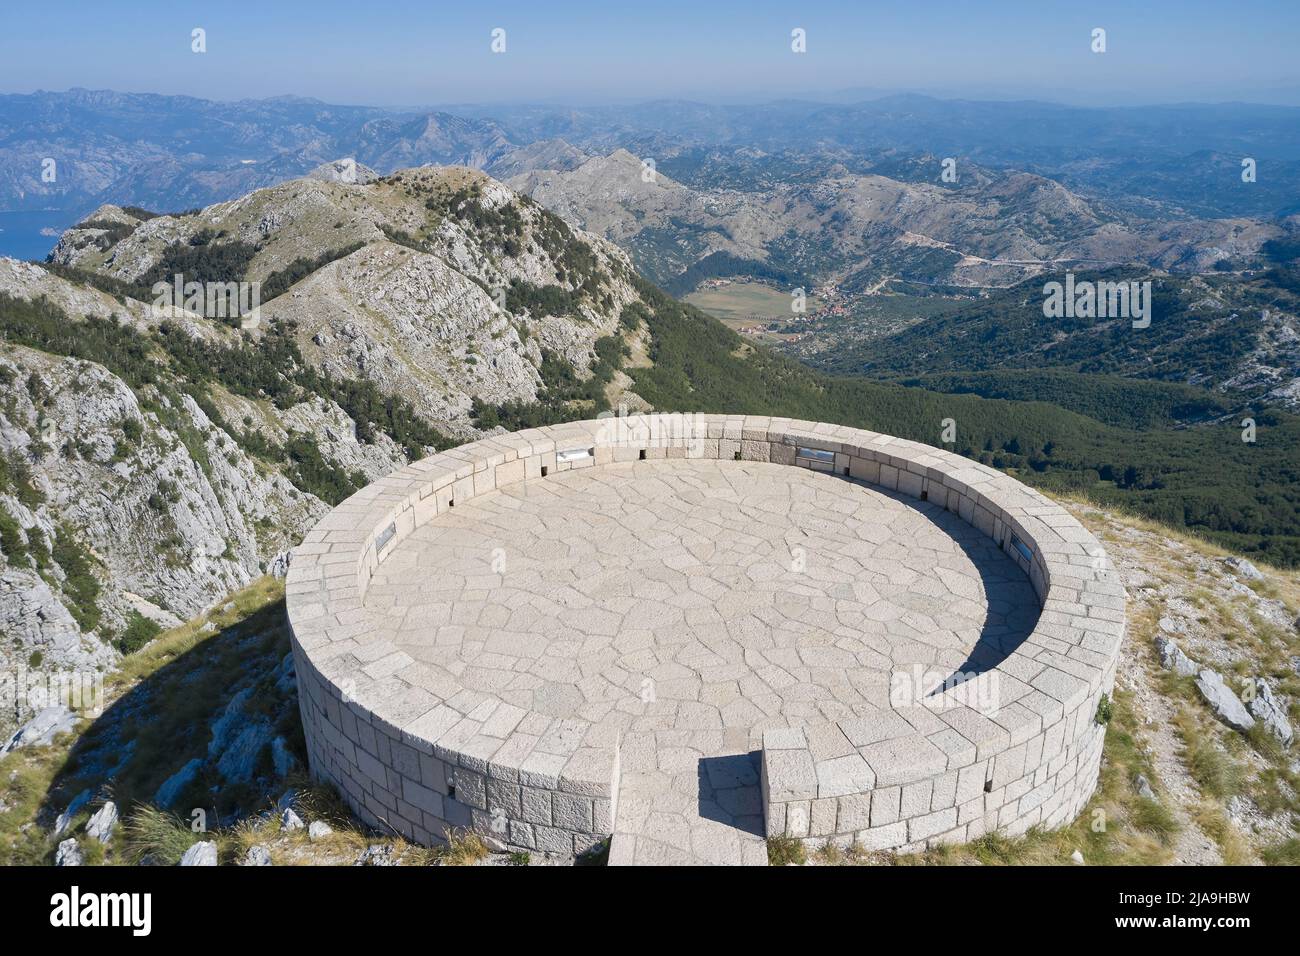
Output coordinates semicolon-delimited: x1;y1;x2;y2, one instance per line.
684;281;820;328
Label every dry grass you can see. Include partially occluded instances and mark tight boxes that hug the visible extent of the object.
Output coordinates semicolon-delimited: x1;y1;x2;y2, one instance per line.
1066;495;1300;606
810;840;869;866
221;778;404;866
121;806;201;865
0;577;298;866
0;742;80;864
1261;838;1300;865
433;829;491;866
225;814;272;863
1172;710;1246;801
108;576;285;693
1191;802;1253;865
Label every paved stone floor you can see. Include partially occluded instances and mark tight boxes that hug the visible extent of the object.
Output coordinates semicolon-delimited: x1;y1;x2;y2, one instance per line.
364;459;1039;863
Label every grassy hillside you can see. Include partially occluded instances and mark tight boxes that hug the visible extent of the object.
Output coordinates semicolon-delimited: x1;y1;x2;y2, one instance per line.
0;577;507;867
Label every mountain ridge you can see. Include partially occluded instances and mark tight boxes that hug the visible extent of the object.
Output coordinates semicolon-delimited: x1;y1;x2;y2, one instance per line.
503;143;1283;290
0;164;650;706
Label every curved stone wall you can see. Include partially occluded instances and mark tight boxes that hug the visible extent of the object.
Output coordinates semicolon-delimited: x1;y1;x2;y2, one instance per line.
285;414;1124;856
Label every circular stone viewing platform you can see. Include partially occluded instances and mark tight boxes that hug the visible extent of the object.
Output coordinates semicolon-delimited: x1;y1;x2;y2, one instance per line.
286;415;1125;865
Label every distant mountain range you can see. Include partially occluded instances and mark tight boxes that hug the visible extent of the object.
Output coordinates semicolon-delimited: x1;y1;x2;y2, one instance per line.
4;89;1300;265
0;90;515;253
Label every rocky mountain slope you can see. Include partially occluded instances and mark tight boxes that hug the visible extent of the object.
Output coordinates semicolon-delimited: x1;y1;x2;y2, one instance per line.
0;165;650;733
503;145;1284;291
49;165;642;428
10;90;1298;287
0;165;1296;868
1072;504;1299;865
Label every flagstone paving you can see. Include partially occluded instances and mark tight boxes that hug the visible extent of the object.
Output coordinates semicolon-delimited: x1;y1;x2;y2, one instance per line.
362;458;1038;864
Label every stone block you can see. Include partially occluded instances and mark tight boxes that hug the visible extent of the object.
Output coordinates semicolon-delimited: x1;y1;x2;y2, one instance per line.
552;793;593;833
521;787;552;826
856;820;908;851
871;786;901;826
764;748;818;802
785;800;811;838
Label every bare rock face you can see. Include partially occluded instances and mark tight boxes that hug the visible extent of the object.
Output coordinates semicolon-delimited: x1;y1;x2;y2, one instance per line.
0;256;150;324
1;255;431;717
266;551;291;578
1;704;79;755
489;139;590;179
55;838;83;867
85;800;119;843
276;394;406;479
241;844;272;866
0;345;321;629
1195;669;1256;733
1222;556;1266;581
355;843;398;866
46;165;644;436
54;789;91;835
0;552;117;742
179;841;218;866
5;166;651;737
1154;633;1199;677
272;242;544;429
1246;678;1294;746
0;570;97;658
306;158;378;185
1135;774;1157;801
308;820;333;841
153;757;203;809
503;145;1283;292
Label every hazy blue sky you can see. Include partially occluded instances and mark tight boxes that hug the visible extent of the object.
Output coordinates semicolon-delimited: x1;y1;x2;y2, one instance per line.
3;0;1298;106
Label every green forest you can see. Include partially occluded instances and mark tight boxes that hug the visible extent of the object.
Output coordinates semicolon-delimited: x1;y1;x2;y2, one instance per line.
812;267;1300;393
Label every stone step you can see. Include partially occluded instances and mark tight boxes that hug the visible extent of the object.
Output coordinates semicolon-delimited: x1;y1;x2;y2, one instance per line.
607;737;768;866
